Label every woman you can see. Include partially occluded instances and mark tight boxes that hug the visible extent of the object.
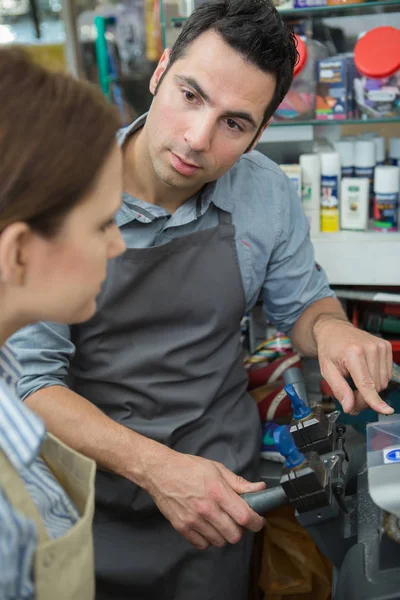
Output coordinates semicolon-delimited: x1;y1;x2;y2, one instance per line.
0;48;126;599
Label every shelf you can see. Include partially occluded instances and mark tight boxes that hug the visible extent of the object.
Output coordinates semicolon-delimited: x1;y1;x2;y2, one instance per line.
311;231;400;286
333;289;400;303
277;0;400;18
269;117;400;128
170;0;400;26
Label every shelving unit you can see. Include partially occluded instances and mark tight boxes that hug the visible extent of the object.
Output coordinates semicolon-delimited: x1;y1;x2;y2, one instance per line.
160;1;400;288
311;231;400;285
169;0;400;25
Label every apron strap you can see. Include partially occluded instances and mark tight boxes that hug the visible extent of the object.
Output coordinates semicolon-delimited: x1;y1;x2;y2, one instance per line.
218;208;233;226
0;447;50;543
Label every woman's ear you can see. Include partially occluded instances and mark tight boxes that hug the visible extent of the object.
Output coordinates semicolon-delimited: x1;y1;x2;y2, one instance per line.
0;222;32;286
150;48;171;95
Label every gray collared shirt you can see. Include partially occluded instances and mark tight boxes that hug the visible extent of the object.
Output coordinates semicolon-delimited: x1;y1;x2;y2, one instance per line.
10;114;333;400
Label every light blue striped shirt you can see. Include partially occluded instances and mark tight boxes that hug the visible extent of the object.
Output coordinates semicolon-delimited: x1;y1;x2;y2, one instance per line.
0;343;79;600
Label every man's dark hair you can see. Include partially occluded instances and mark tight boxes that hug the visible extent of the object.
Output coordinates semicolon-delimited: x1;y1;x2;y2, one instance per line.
163;0;298;128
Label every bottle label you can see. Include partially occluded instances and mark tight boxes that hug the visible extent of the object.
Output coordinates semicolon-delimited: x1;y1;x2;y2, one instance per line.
301;183;315;207
321;175;339;232
373;192;399;231
341;166;354;178
355;166;374;196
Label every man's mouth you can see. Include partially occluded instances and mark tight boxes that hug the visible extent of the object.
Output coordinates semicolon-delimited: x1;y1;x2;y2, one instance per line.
170;152;201;176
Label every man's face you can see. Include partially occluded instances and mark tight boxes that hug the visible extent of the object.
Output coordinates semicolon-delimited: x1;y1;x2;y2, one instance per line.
145;30;276;192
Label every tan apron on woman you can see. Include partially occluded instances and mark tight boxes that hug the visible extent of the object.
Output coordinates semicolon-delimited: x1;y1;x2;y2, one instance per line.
0;433;96;600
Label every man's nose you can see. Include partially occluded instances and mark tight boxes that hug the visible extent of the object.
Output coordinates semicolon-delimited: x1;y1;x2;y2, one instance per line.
184;113;215;153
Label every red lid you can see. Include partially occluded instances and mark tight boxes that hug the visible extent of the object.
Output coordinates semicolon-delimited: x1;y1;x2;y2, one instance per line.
294;34;308;77
354;26;400;79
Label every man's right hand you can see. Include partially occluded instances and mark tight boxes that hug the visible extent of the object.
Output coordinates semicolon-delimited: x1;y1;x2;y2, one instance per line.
142;450;266;550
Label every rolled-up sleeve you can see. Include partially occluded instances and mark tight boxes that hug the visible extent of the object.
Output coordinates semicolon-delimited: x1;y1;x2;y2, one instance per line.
9;322;75;401
262;176;334;334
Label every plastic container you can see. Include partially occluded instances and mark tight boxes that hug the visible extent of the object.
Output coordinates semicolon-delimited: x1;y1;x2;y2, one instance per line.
280;164;301;197
354;139;376;203
334;139;354;177
373;165;400;232
374;136;386;166
361;134;386;166
275;35;329;121
390;138;400;166
300;154;321;236
320;152;341;232
340;177;369;231
353;27;400;120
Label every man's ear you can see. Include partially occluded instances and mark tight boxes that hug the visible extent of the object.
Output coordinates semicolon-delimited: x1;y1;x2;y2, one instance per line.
0;222;32;286
150;48;171;95
245;118;272;153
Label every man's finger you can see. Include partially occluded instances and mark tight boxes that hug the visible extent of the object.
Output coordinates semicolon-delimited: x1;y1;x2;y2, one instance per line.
364;342;382;391
194;519;229;547
346;353;393;414
217;464;266;495
204;509;244;545
185;530;210;551
383;339;393;387
217;488;265;533
350;390;370;415
320;360;355;413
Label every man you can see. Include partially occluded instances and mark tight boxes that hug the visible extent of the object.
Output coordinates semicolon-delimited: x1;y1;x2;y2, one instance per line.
11;1;393;598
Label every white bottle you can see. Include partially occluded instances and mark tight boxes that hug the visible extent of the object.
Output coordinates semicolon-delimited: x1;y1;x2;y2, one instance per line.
320;152;341;233
280;164;302;198
373;166;400;232
334;140;354;178
354;139;376;195
374;136;386;166
299;154;321;236
389;138;400;166
340;178;369;231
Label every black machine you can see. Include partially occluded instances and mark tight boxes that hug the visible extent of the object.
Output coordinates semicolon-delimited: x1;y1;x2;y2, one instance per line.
242;365;400;600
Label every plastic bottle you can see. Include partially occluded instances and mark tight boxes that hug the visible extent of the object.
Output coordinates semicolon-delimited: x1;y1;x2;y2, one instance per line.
320;152;341;233
389;138;400;166
373;166;400;232
374;136;386;166
299;154;320;236
361;134;386;166
354;139;376;193
340;177;369;231
334;139;354;177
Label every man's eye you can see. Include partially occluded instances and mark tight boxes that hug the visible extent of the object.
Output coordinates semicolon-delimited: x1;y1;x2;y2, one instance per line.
226;118;241;131
183;90;197;103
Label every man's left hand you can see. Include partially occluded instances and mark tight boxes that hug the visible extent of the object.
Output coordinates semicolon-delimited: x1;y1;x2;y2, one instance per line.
313;316;394;415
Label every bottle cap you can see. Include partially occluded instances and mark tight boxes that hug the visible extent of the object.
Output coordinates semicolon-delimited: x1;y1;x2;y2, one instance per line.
355;140;376;168
299;153;321;174
355;27;400;78
273;425;305;469
334;140;354;168
320;152;341;177
390;138;400;160
374;166;400;194
294;35;308;77
285;383;312;420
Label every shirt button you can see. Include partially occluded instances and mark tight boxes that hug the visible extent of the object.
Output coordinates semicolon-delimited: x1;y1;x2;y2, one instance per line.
43;552;54;567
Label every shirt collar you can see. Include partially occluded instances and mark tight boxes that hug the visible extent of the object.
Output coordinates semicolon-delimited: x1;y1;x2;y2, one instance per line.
115;113;233;227
0;343;45;470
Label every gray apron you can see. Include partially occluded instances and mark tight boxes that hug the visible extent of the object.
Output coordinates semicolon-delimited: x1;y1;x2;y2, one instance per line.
69;207;261;600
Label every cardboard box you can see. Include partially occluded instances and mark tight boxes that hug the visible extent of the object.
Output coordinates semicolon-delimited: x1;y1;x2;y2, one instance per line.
316;57;347;120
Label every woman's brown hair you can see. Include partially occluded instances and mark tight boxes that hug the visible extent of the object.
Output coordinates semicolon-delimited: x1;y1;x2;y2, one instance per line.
0;48;121;235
